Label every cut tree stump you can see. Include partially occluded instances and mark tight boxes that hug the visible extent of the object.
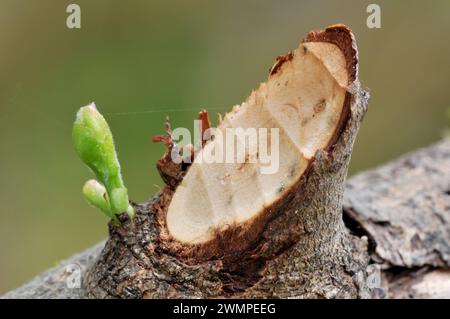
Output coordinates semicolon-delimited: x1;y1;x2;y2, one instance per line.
3;24;449;299
2;139;449;299
83;24;371;299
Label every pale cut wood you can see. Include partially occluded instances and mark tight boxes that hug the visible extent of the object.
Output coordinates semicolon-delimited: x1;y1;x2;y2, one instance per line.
167;41;349;245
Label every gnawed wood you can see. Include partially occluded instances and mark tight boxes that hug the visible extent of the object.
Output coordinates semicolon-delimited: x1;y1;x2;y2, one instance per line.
79;24;373;299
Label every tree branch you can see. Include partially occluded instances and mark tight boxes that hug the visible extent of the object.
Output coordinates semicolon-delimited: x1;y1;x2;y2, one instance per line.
3;139;449;299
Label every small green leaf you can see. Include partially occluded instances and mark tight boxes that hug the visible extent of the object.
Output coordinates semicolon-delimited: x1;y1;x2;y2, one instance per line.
82;179;111;216
73;103;134;223
126;205;136;219
110;187;129;213
73;103;124;193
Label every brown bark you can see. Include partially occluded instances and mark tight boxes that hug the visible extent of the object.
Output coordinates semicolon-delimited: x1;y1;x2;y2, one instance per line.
81;25;374;299
2;140;449;299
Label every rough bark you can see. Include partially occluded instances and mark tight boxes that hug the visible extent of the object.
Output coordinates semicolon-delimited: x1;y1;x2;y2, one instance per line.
1;242;104;299
343;139;450;298
2;139;449;299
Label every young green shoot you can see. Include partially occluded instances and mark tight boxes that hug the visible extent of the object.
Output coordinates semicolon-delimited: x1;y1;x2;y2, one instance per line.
73;103;135;223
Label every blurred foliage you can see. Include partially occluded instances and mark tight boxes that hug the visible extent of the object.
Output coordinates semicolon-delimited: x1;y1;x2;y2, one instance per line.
0;0;449;293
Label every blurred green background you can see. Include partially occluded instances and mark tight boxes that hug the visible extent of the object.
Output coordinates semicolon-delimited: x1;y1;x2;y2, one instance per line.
1;0;449;293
